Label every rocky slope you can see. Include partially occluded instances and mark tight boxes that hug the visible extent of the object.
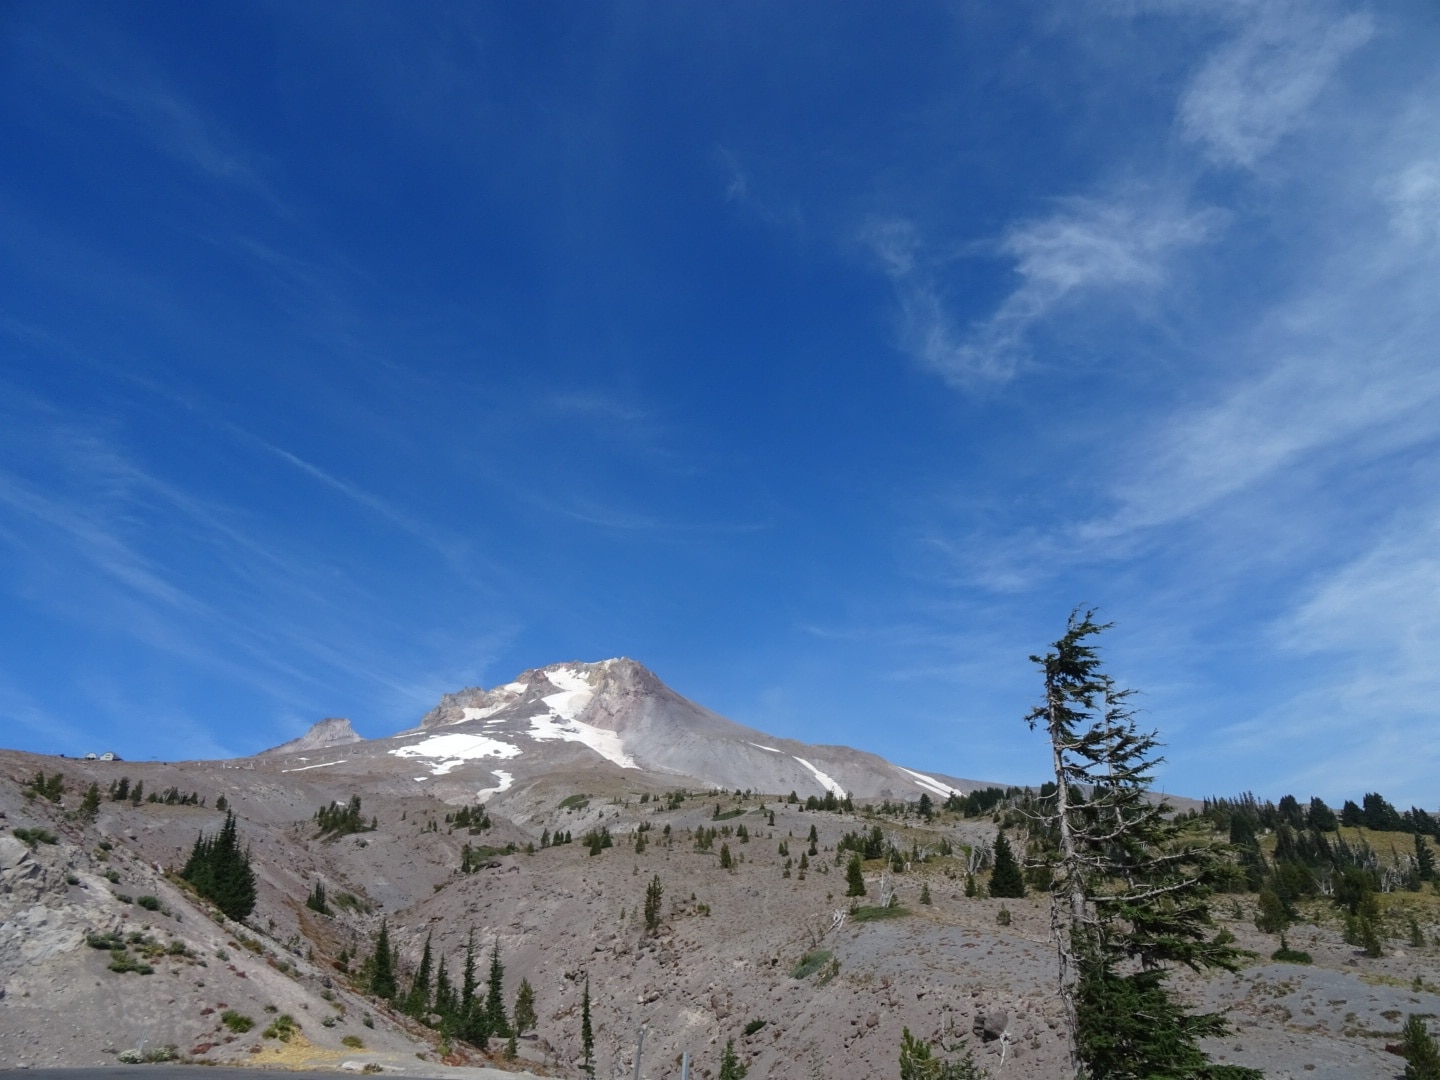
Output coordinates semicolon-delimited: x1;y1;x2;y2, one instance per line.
1;661;1436;1079
260;717;364;757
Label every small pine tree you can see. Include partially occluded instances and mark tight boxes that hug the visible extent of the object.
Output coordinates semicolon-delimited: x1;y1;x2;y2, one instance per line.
581;976;595;1079
80;782;102;818
644;874;664;933
130;780;144;806
718;1037;748;1080
846;853;866;897
920;881;933;905
513;977;536;1037
988;831;1025;899
369;919;397;1000
1255;888;1288;933
719;842;734;870
306;880;330;915
1403;1013;1440;1080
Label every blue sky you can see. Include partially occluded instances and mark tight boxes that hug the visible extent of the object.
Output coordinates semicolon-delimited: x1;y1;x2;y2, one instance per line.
3;1;1438;806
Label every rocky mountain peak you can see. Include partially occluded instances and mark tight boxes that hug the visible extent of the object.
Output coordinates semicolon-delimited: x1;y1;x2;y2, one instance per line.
257;716;362;756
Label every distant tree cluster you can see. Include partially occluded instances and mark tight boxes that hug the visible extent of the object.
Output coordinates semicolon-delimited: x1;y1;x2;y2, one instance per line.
445;804;491;833
314;795;376;838
363;926;533;1052
181;811;257;921
25;771;64;803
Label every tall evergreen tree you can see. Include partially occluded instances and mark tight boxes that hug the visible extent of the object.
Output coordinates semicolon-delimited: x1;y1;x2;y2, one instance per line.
406;931;433;1018
80;782;102;818
989;831;1025;898
433;954;455;1026
484;938;509;1036
181;810;256;921
1027;609;1261;1080
369;918;397;1000
581;976;595;1079
1416;833;1437;884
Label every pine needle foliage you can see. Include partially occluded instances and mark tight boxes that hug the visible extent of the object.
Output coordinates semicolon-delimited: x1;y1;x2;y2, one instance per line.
181;811;257;921
1403;1013;1440;1080
1026;609;1261;1080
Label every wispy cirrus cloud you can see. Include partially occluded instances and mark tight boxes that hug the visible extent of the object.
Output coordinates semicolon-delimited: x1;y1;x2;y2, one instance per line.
15;23;280;200
868;194;1223;387
1178;2;1374;168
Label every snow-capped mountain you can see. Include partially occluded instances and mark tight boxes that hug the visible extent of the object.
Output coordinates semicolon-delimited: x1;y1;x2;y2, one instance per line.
263;658;984;803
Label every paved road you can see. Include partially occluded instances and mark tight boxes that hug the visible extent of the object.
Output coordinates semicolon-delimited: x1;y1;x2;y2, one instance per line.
0;1068;537;1080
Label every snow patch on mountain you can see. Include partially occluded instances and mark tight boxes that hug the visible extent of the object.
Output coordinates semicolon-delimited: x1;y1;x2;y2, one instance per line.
476;770;514;799
542;665;595;719
528;712;636;769
793;755;841;795
391;732;523;775
897;766;959;798
459;704;507;724
282;759;347;773
750;743;781;753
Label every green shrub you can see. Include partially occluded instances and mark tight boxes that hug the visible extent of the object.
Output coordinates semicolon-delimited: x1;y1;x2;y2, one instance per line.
87;931;125;950
1271;934;1313;964
221;1010;255;1033
263;1013;300;1041
136;895;161;911
851;905;910;922
107;950;154;975
12;827;57;848
790;949;833;980
743;1019;767;1036
342;1035;365;1048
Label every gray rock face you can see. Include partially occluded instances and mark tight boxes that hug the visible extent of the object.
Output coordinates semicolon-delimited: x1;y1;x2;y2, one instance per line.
398;658;988;801
258;716;363;756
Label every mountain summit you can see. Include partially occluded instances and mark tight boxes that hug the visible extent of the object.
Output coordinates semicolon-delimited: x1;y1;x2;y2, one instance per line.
329;658;979;802
258;716;361;756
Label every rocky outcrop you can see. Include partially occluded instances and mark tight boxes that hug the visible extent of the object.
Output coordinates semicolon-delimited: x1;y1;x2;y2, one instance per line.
257;717;362;756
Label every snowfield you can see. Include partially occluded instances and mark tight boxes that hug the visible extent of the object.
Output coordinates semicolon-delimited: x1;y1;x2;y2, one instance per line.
527;665;638;770
897;765;959;798
475;769;514;799
391;732;523;775
792;755;842;796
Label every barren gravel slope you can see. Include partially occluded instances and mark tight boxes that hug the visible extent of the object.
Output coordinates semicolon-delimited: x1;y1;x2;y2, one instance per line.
3;749;1437;1080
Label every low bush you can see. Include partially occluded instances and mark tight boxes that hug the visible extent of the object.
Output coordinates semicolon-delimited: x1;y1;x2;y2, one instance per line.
851;905;910;922
136;895;161;911
342;1035;365;1048
743;1019;767;1036
263;1014;300;1041
790;949;833;980
13;827;58;847
221;1010;255;1033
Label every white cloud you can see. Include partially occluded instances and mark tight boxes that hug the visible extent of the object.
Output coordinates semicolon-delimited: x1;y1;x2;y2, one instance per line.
1383;160;1440;244
1178;3;1373;168
869;196;1222;388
